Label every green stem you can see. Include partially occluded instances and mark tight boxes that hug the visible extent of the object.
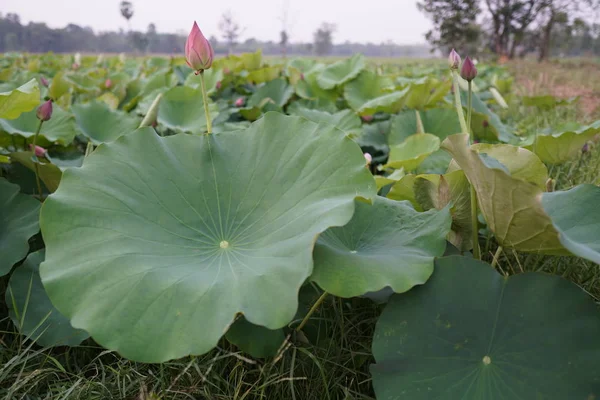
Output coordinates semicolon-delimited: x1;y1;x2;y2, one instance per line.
296;291;328;332
415;110;424;134
466;80;481;260
199;70;212;134
451;70;468;134
32;120;44;199
467;81;473;142
85;141;94;157
491;246;503;268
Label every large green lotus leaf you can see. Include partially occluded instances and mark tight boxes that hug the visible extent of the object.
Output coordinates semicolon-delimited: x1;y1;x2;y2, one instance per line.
414;170;472;251
7;250;89;347
96;92;121;110
294;68;338;103
343;70;395;111
63;73;101;95
0;79;39;119
0;178;40;276
460;91;515;143
39;112;376;362
542;184;600;265
288;107;361;138
316;54;366;90
357;88;410;116
72;101;141;145
184;69;224;95
464;143;548;189
385;133;440;171
247;79;294;109
526;120;600;164
371;255;600;400
442;134;565;254
404;78;451;110
389;108;460;146
386;175;421;211
139;71;177;97
157;86;218;135
311;196;451;298
10;152;62;193
0;105;77;145
246;66;281;84
224;316;286;358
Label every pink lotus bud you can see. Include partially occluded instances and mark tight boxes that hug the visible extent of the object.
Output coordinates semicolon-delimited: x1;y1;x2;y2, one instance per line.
361;115;373;123
224;68;231;75
235;97;245;107
364;153;372;165
105;79;112;89
36;100;53;122
72;63;79;70
216;81;222;90
185;21;214;73
40;77;49;87
300;73;305;81
29;144;47;158
448;49;461;70
460;56;477;81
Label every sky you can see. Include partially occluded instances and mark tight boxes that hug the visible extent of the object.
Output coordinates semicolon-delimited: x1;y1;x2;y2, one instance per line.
1;0;432;44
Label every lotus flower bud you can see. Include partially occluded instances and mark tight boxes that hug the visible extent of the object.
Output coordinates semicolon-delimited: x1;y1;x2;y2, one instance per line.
72;63;79;70
105;79;112;89
29;144;47;158
300;73;305;81
235;97;245;107
185;21;214;73
448;49;461;70
460;56;477;82
224;68;231;75
216;81;222;90
361;115;373;123
36;100;53;122
40;76;49;87
364;153;372;166
546;178;555;192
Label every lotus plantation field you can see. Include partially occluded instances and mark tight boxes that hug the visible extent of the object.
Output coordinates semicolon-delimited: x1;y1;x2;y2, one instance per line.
1;46;600;400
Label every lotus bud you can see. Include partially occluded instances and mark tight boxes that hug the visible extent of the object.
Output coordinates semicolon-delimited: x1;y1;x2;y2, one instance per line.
361;115;373;123
546;178;555;192
300;73;305;81
105;79;112;89
448;49;461;70
185;21;214;73
36;100;53;122
224;67;231;75
29;144;47;158
364;153;372;166
582;143;589;153
40;76;49;87
235;97;245;107
460;56;477;82
216;81;222;90
72;63;79;70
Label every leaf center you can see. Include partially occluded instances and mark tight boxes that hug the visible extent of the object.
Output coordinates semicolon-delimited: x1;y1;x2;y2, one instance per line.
219;241;230;249
482;355;491;365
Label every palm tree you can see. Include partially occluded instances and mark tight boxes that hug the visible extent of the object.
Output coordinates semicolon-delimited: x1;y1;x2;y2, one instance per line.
120;1;134;31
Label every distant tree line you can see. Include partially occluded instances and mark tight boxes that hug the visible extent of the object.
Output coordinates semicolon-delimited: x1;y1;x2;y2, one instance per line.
0;12;433;58
417;0;600;60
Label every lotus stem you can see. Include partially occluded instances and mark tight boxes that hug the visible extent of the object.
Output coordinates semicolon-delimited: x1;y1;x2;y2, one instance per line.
491;246;503;268
199;70;212;134
467;81;473;141
85;141;94;157
296;291;328;332
415;110;424;134
451;70;468;134
32;120;44;199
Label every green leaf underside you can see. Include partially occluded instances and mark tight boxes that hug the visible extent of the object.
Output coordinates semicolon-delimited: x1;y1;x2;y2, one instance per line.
7;250;89;347
371;256;600;400
0;79;40;120
316;54;366;90
225;316;286;358
0;178;40;276
442;134;565;254
542;184;600;265
386;133;440;171
39;112;376;362
311;197;451;298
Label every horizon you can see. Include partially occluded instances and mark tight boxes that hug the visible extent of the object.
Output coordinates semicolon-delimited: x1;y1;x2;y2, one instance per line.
1;0;433;45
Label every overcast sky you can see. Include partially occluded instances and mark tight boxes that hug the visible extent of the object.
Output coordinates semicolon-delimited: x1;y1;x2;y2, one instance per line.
2;0;432;44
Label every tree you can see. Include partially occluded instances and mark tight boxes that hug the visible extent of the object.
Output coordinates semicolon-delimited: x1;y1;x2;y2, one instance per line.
146;23;157;52
313;22;336;56
120;1;134;31
218;11;243;55
280;31;289;56
417;0;481;55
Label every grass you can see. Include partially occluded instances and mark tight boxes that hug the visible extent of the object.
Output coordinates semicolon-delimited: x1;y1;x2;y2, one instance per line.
2;60;600;400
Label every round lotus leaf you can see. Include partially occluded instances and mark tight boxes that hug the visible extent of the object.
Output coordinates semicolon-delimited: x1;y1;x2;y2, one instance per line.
0;178;40;276
7;250;89;347
389;108;461;146
247;79;294;109
0;79;40;119
157;86;218;134
542;184;600;265
316;54;366;90
72;101;141;144
371;255;600;399
385;133;440;171
40;112;376;362
311;196;451;298
343;70;395;111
